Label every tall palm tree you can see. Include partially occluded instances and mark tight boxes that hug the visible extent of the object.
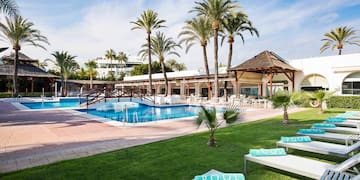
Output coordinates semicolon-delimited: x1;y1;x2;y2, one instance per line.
222;11;259;99
85;60;97;89
178;16;213;99
320;26;360;55
131;9;166;95
0;16;49;97
191;0;239;98
105;48;116;73
50;51;77;96
139;32;181;96
0;0;19;17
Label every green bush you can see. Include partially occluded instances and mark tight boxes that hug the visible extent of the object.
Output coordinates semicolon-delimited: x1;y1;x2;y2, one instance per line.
327;96;360;109
0;92;53;98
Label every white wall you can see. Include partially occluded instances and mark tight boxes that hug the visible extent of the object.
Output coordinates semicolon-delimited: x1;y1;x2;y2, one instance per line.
289;53;360;95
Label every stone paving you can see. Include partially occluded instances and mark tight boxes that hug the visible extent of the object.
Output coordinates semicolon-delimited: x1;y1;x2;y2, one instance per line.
0;101;306;173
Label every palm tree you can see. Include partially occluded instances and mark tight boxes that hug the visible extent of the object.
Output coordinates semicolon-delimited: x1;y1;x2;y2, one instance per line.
105;48;116;73
117;51;128;66
50;51;77;96
139;32;181;96
178;16;212;99
270;91;292;124
305;90;334;114
222;11;259;99
320;26;360;55
131;10;166;96
85;60;97;89
191;0;240;98
0;0;19;17
0;16;49;97
62;57;79;96
196;105;238;147
166;59;186;71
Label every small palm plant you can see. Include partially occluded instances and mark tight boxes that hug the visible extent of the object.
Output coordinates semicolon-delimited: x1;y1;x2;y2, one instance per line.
305;90;334;114
196;106;239;147
270;91;294;124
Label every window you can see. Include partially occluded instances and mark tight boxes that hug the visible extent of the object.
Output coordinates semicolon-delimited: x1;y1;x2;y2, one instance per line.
300;74;329;91
342;72;360;95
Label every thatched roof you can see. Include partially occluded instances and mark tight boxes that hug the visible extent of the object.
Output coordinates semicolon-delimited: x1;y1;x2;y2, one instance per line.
228;50;298;73
1;52;38;63
0;64;58;78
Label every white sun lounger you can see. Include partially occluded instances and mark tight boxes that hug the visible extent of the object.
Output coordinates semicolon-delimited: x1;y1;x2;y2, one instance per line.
296;132;360;145
328;120;360;128
276;140;360;157
244;152;360;179
317;127;360;134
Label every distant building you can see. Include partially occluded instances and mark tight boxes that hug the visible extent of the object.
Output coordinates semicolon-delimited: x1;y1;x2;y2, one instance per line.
95;55;142;79
0;52;57;94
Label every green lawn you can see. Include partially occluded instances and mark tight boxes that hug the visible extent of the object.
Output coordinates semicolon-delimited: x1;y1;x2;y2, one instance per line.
0;109;349;180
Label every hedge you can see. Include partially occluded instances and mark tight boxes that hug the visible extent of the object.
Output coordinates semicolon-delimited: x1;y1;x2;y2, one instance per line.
327;96;360;109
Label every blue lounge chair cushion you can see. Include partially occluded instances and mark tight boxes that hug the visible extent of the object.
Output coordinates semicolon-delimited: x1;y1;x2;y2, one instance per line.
249;148;286;157
325;117;346;123
281;136;312;143
193;173;245;180
298;129;325;134
312;123;336;128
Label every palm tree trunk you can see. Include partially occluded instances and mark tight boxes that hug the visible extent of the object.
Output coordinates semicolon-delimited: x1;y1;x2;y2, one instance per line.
90;73;93;89
209;129;216;147
160;59;168;96
224;41;233;101
283;106;289;124
12;49;19;97
147;32;153;96
339;49;342;55
213;29;219;98
61;68;64;97
64;80;67;97
319;100;323;114
202;45;211;99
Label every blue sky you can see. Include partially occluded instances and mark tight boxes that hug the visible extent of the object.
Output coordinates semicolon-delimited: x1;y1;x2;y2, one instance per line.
1;0;360;69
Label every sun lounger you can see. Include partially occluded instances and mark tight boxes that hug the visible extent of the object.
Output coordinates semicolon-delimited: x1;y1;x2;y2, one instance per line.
276;139;360;157
320;169;359;180
296;132;360;145
193;169;245;180
317;126;360;134
244;151;360;179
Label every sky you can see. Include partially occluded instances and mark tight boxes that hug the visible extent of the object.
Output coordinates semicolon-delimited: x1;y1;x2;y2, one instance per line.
1;0;360;70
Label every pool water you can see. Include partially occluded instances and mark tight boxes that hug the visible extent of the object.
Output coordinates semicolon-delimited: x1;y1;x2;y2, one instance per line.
79;104;212;123
22;98;85;109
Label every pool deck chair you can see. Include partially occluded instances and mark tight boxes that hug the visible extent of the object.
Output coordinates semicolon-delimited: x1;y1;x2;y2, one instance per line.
244;152;360;179
276;140;360;157
320;169;360;180
330;120;360;128
193;169;245;180
296;132;360;146
317;127;360;134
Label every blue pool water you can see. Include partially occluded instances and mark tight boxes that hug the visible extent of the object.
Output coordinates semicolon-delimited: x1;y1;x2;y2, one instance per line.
79;104;212;123
22;98;85;109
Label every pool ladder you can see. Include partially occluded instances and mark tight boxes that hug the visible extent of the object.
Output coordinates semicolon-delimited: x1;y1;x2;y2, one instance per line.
122;107;139;124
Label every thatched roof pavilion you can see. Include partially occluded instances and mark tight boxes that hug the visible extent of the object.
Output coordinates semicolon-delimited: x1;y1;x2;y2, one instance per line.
228;50;298;97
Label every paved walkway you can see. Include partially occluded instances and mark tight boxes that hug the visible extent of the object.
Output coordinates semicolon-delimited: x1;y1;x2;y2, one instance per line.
0;101;306;173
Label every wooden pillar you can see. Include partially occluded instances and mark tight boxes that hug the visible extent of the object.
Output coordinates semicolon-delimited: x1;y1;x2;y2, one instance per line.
269;72;273;98
31;77;34;93
292;71;295;92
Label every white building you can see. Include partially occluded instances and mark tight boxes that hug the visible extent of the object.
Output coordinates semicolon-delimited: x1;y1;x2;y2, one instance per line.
96;55;142;79
290;53;360;95
115;51;360;97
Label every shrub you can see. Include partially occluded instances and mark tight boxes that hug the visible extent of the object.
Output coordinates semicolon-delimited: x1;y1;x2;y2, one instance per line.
327;96;360;109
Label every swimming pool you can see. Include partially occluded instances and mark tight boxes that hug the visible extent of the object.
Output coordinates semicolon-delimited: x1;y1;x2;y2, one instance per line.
79;103;215;123
21;98;85;109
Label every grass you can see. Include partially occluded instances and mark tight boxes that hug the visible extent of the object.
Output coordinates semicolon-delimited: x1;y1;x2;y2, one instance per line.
0;109;349;179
